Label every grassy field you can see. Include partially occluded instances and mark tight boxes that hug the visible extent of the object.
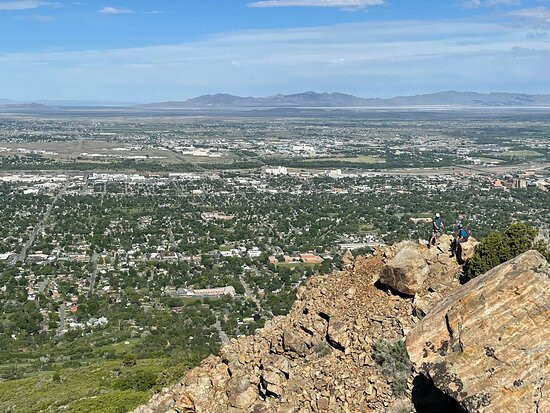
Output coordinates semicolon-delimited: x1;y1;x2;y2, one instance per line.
303;155;385;164
180;154;237;164
274;262;317;270
98;338;141;355
499;150;544;158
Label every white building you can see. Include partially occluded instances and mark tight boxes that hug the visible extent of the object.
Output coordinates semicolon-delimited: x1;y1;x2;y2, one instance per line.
247;247;262;258
265;166;288;176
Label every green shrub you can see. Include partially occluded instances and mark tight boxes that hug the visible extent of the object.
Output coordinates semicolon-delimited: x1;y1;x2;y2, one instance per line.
114;370;157;392
64;390;150;413
372;339;411;396
122;353;137;367
155;362;191;389
465;223;548;279
313;341;332;358
52;370;61;383
62;360;82;368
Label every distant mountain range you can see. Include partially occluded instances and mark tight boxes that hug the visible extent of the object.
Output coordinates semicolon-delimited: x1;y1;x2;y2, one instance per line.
0;103;50;110
2;91;550;111
136;91;550;109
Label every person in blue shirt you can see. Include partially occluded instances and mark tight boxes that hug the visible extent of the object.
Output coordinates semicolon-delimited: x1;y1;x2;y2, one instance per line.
428;213;444;248
451;223;470;260
457;224;469;242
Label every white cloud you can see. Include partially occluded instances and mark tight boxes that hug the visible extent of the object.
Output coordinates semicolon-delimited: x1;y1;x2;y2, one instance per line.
0;19;549;99
462;0;522;8
510;7;550;25
0;0;53;10
248;0;384;9
99;6;133;14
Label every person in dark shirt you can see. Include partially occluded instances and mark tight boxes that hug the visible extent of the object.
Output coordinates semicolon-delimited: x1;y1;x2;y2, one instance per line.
428;213;444;248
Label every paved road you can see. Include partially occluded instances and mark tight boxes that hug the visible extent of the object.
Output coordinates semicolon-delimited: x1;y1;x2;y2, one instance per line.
238;274;273;318
9;180;69;266
215;318;230;346
38;279;48;294
56;305;66;337
88;251;99;296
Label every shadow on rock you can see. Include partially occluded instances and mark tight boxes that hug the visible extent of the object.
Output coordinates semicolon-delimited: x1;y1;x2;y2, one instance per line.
412;374;466;413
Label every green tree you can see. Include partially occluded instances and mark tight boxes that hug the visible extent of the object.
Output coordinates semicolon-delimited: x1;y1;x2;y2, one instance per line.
465;223;544;280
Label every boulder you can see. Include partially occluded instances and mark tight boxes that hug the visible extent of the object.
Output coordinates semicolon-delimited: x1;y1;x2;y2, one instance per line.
380;242;430;295
406;250;550;413
175;394;195;412
342;249;354;267
226;376;258;410
282;330;308;357
457;237;479;263
326;316;349;351
260;370;284;397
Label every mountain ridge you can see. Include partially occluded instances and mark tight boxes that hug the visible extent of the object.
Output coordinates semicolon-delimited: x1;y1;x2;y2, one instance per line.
136;90;550;109
3;91;550;111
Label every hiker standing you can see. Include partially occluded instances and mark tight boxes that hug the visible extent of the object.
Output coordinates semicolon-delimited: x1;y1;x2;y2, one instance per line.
429;213;444;248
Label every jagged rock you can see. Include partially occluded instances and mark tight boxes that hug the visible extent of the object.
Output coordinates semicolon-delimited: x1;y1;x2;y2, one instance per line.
316;396;330;410
260;370;284;397
457;237;479;262
260;354;290;378
379;235;474;297
342;249;354;267
282;330;309;357
380;241;430;295
175;394;195;412
406;250;550;413
326;316;349;351
227;376;258;409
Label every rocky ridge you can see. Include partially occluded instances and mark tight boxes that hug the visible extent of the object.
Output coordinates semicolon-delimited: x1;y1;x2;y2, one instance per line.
406;250;550;413
133;236;549;413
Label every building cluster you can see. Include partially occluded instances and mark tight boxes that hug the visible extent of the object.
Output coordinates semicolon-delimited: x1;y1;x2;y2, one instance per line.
493;171;548;191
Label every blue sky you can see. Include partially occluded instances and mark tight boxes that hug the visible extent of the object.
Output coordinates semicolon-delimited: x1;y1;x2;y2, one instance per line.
1;0;549;101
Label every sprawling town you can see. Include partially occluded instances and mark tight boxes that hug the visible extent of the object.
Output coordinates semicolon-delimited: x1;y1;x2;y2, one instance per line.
0;115;549;412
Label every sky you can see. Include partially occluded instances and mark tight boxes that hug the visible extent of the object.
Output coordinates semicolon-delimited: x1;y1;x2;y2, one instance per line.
0;0;549;102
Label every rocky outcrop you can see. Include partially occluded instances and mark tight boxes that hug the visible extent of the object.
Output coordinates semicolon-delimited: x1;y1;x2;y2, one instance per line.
379;235;478;297
406;250;550;413
380;241;431;295
457;238;478;263
134;255;421;413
